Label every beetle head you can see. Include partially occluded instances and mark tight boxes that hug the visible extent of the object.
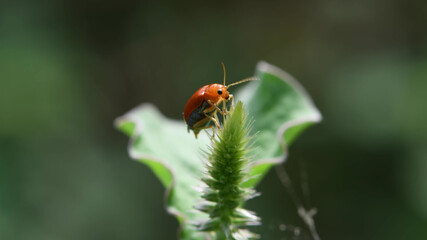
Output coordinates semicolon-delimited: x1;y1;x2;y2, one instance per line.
206;84;229;101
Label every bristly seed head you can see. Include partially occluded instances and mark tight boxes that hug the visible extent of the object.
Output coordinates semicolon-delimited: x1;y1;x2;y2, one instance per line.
195;101;260;239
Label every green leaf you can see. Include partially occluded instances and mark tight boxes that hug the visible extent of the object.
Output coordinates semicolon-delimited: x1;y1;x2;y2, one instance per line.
237;61;322;187
114;61;321;239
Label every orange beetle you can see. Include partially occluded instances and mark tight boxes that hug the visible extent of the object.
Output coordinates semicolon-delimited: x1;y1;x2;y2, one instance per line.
183;63;257;138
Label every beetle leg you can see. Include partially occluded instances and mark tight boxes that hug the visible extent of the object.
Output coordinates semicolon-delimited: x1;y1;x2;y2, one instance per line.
207;100;227;116
213;111;223;130
203;112;221;130
228;94;234;109
192;125;216;139
202;126;216;139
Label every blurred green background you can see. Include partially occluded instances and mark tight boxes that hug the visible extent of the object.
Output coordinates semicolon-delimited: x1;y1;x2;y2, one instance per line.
1;0;426;239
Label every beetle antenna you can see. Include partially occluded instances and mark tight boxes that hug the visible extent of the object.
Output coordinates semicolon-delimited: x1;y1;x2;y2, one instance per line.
221;62;226;85
226;77;259;88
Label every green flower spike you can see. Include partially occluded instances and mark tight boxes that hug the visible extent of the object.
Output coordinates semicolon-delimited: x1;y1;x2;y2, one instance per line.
115;61;321;239
196;101;260;239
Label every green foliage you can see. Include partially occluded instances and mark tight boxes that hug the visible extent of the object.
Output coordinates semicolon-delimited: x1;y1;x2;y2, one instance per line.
115;61;321;239
196;102;259;239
